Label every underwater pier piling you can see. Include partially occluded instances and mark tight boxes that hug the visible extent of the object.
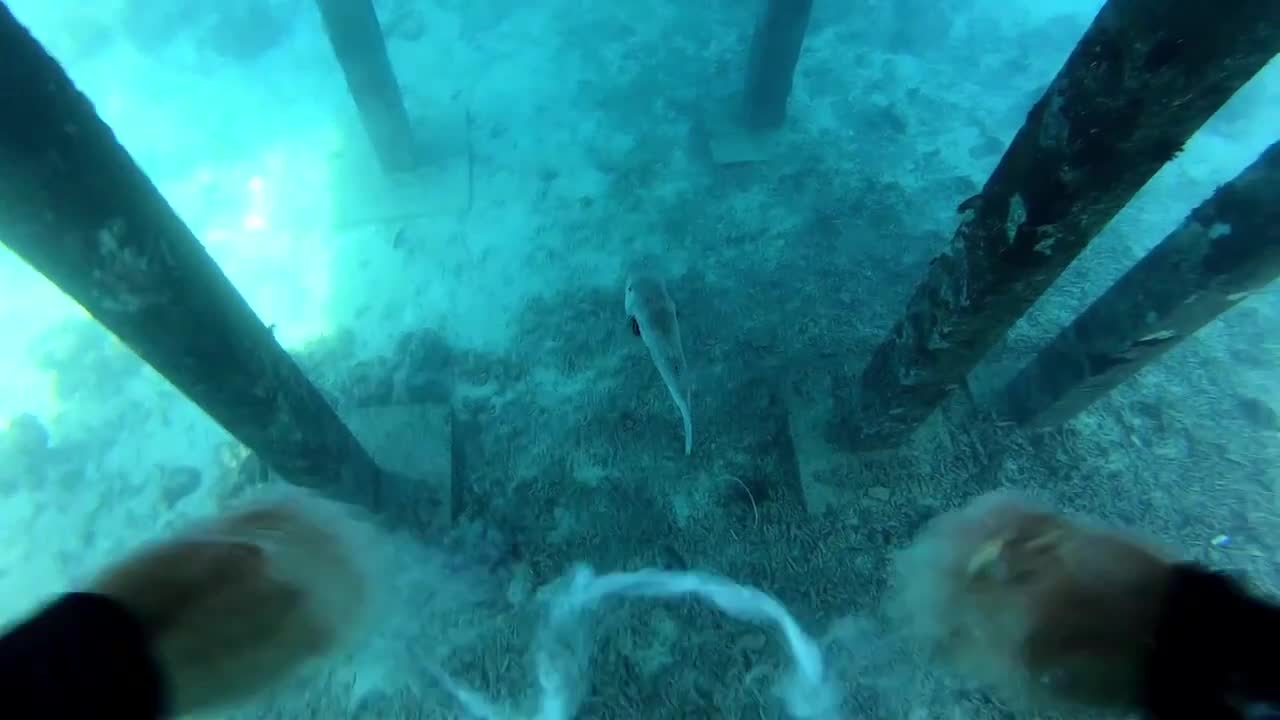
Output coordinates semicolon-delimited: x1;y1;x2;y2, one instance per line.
0;6;426;531
743;0;814;130
828;0;1280;452
999;140;1280;428
705;0;814;164
313;0;418;174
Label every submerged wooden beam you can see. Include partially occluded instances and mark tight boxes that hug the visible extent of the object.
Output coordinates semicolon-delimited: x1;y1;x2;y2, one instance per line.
830;0;1280;452
314;0;418;174
0;6;415;529
742;0;814;131
1000;140;1280;428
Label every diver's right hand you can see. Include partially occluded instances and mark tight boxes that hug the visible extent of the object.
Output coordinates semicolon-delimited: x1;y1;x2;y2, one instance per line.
890;490;1280;719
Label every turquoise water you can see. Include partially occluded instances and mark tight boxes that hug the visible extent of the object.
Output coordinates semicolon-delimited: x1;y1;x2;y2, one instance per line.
1;1;1278;718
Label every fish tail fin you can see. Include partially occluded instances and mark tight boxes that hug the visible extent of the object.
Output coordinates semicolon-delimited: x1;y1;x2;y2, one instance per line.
682;392;693;456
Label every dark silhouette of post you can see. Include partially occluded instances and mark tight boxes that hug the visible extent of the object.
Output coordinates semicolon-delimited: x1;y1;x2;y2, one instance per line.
314;0;418;173
743;0;813;130
0;5;415;529
999;140;1280;428
829;0;1280;452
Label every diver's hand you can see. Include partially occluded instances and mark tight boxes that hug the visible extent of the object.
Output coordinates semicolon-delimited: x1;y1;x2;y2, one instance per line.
891;490;1280;719
90;491;376;715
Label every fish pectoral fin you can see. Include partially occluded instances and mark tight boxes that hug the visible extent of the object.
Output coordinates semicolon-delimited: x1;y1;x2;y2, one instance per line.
630;317;642;337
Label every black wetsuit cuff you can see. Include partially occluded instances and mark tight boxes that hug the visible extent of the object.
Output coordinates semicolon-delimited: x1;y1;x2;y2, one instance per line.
1143;563;1280;720
0;591;170;718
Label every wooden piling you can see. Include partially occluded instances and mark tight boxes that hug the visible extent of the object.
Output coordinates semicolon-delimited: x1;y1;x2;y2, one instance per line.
314;0;419;173
743;0;814;130
830;0;1280;451
0;5;426;531
1000;140;1280;427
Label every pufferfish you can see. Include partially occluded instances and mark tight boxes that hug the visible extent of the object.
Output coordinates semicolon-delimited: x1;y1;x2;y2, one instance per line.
624;266;693;456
